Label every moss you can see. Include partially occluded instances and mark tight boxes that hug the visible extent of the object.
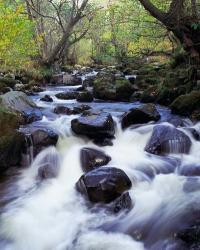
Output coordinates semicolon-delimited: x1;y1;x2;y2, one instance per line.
0;77;18;88
0;107;22;134
170;91;200;116
0;131;25;169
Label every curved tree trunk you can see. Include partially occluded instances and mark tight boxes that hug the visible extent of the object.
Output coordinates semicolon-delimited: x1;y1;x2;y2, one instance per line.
138;0;200;63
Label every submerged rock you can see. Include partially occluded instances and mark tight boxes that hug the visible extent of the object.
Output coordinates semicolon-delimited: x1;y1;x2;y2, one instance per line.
55;91;78;100
121;103;160;129
80;147;111;172
109;192;133;213
0;91;42;123
37;148;60;180
71;112;115;141
76;167;132;203
40;95;53;102
178;164;200;176
145;125;191;155
76;91;93;102
54;106;73;115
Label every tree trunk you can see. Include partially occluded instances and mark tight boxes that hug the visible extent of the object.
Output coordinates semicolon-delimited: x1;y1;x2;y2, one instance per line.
138;0;200;62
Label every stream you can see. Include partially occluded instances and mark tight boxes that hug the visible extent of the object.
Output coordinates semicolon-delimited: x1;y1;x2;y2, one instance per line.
0;70;200;250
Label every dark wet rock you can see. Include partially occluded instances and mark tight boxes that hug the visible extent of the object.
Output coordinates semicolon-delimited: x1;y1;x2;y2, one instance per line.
177;222;200;250
80;147;111;172
178;164;200;176
121;103;160;129
71;112;115;141
145;125;191;155
73;104;91;114
76;86;85;91
32;129;58;152
37;149;60;180
184;128;200;141
54;106;73;115
93;137;114;147
0;91;42;123
76;91;93;102
109;192;133;213
76;167;132;203
55;91;78;100
40;95;53;102
0;132;25;171
31;129;59;156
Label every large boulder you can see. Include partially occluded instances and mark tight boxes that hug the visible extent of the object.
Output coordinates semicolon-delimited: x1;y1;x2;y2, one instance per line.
0;132;25;171
31;129;59;156
121;103;160;129
22;128;59;159
76;91;93;102
51;73;81;86
93;75;134;101
170;91;200;117
55;91;78;100
0;91;42;123
71;112;115;142
80;147;111;172
93;75;116;101
115;78;134;101
76;167;132;203
54;106;74;115
145;125;192;155
0;107;26;171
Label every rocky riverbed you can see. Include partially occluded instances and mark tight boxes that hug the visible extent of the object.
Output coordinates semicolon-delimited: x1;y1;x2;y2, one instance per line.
0;68;200;249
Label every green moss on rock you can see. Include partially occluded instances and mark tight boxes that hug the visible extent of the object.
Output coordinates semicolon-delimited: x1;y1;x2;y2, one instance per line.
170;91;200;116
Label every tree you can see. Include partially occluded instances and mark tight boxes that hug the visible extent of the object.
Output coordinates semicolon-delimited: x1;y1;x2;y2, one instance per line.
0;0;37;70
24;0;94;66
137;0;200;62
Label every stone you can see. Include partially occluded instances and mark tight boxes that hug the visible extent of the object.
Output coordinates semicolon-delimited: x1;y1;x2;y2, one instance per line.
121;103;160;129
80;147;111;172
71;112;115;141
55;91;78;100
0;91;42;123
40;95;53;102
145;125;192;155
76;91;94;102
76;167;132;203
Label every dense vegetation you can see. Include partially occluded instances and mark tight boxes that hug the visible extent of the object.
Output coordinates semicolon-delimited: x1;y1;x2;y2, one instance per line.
1;0;199;70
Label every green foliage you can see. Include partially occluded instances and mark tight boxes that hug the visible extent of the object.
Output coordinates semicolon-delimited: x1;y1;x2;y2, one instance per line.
0;0;38;70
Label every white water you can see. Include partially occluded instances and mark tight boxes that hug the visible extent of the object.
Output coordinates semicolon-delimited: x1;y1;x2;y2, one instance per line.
1;78;200;249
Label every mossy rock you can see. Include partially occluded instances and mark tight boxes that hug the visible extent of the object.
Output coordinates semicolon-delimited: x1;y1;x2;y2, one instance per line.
0;131;25;170
116;78;134;101
0;77;18;88
93;76;116;100
0;82;9;94
170;91;200;116
0;107;22;135
140;86;158;103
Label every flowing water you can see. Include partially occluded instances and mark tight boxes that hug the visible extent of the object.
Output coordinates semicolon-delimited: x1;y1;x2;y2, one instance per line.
0;71;200;250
